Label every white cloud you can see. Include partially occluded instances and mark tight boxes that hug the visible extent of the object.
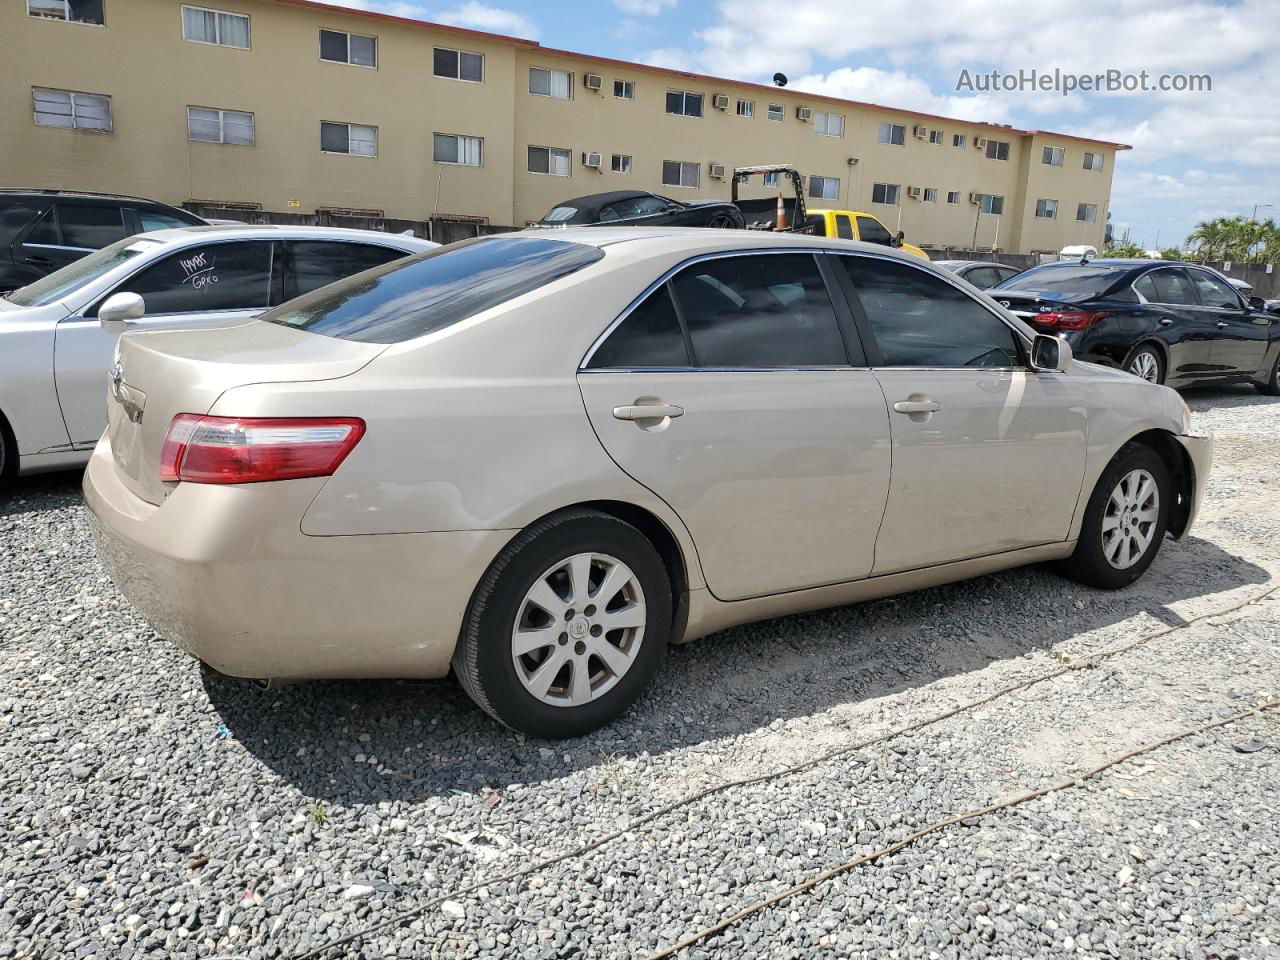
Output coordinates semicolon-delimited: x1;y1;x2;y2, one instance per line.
792;67;1013;123
435;1;539;37
613;0;677;13
321;0;432;17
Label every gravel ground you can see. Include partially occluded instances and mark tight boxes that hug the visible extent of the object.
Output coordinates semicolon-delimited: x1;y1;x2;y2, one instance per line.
2;384;1279;960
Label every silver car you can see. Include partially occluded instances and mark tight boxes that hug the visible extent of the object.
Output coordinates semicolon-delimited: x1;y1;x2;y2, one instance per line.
0;225;436;477
85;229;1212;738
933;259;1023;289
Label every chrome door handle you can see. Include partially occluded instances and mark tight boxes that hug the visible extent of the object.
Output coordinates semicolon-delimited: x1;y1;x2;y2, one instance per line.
893;400;942;414
613;403;684;421
1216;321;1229;329
1159;318;1174;325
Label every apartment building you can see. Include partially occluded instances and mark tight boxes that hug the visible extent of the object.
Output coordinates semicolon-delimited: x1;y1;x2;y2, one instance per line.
1;0;1128;253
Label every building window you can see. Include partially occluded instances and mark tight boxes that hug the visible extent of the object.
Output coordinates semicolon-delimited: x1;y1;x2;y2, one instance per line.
1077;202;1098;222
980;194;1005;215
32;87;111;132
763;171;779;187
662;160;700;188
736;99;754;118
433;47;484;82
610;153;632;174
878;123;905;145
809;176;840;200
923;187;938;203
1083;152;1104;171
929;130;944;145
528;145;571;176
985;139;1010;161
613;79;634;100
946;191;960;204
187;106;254;145
319;29;377;68
665;90;703;117
433;133;482;166
181;5;250;48
814;111;845;137
871;182;900;205
1035;198;1058;219
530;67;573;99
767;103;784;122
321;121;377;157
1042;145;1064;166
952;134;966;148
27;0;103;24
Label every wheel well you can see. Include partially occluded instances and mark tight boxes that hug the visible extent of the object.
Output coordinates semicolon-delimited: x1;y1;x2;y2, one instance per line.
1128;339;1168;371
1126;429;1193;537
0;406;16;479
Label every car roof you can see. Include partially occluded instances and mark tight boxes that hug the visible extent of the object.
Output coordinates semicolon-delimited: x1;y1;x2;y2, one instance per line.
0;187;180;205
135;224;438;248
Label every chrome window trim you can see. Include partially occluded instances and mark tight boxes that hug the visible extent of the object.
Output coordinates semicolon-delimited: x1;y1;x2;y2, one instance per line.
22;242;94;253
578;246;857;372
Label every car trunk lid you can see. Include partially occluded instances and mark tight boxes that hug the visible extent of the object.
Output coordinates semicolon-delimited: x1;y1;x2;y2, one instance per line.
988;290;1085;329
107;320;385;504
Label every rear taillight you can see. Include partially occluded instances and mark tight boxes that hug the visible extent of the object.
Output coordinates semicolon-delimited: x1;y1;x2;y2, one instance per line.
1032;310;1105;331
159;415;365;485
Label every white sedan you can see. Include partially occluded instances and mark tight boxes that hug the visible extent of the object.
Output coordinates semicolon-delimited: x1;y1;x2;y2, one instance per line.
0;225;435;477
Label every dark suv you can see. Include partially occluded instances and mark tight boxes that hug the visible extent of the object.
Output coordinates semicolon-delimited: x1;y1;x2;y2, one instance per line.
0;189;206;292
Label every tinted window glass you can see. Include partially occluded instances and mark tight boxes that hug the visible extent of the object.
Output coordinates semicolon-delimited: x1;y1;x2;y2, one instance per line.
670;254;846;368
995;266;1019;283
6;237;163;308
57;204;127;249
991;263;1123;301
25;208;59;245
1134;269;1197;306
111;241;273;314
264;236;604;344
1190;270;1241;309
804;215;827;237
834;215;854;240
290;241;406;297
587;285;689;368
856;216;892;245
138;211;198;232
319;29;348;61
840;257;1020;367
964;266;998;288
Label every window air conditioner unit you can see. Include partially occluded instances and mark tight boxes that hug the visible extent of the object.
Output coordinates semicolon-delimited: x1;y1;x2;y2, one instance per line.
712;94;730;110
974;137;989;149
709;162;726;179
968;192;983;203
913;125;928;139
906;186;922;199
584;73;603;91
583;151;602;168
796;106;812;121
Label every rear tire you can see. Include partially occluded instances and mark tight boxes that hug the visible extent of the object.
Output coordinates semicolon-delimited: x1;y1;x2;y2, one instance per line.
453;509;671;738
707;214;738;229
1124;344;1165;384
1059;443;1171;589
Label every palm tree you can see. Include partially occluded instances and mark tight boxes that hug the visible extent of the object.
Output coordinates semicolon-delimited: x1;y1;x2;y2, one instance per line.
1102;239;1145;258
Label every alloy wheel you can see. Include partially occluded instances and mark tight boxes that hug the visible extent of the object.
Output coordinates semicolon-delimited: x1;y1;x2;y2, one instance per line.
708;215;734;228
1102;468;1160;569
511;552;647;707
1128;351;1160;383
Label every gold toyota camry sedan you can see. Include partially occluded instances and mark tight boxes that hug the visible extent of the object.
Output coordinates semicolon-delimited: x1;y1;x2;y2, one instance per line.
86;229;1212;737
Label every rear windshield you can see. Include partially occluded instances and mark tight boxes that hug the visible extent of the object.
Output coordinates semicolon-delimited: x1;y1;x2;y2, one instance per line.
541;206;578;223
5;237;162;307
991;263;1126;301
262;235;604;343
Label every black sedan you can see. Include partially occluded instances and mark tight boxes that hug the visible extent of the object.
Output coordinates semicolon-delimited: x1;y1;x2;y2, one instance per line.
991;259;1280;392
532;191;744;229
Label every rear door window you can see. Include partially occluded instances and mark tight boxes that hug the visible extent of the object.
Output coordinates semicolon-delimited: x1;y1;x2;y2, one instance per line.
586;284;690;368
107;241;274;314
839;255;1021;367
669;253;847;367
964;266;999;288
137;210;199;232
263;236;604;343
1133;269;1197;306
56;204;128;249
288;241;408;297
24;207;60;246
834;214;854;240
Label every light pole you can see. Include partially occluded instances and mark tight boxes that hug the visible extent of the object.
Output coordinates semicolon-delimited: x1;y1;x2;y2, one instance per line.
1251;203;1273;221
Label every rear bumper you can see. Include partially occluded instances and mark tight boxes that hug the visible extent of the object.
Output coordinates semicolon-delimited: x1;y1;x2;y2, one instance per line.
1171;433;1213;540
83;440;513;680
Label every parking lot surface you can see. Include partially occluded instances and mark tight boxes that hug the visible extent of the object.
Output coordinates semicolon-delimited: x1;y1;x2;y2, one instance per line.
2;386;1278;960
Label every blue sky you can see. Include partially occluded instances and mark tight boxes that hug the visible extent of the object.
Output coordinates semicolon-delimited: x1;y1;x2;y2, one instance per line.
337;0;1279;250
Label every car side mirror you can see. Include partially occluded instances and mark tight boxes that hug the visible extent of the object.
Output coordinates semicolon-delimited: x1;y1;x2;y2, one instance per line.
892;230;905;247
1249;295;1266;310
98;291;145;330
1030;333;1072;373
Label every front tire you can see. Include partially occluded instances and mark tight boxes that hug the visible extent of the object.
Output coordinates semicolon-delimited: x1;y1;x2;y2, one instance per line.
1059;443;1171;589
1254;350;1280;396
453;510;671;738
1124;344;1165;384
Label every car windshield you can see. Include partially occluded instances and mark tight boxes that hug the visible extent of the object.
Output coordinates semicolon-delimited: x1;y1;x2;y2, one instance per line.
541;207;578;223
991;263;1124;301
5;237;163;308
262;235;605;344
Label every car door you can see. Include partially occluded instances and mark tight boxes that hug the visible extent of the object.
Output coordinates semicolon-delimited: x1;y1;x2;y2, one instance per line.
577;250;893;601
1132;267;1218;380
854;215;896;249
53;239;279;447
1187;268;1272;377
831;253;1088;575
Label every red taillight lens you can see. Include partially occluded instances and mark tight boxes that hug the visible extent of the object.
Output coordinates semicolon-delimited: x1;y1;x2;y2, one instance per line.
1033;310;1105;331
159;415;365;485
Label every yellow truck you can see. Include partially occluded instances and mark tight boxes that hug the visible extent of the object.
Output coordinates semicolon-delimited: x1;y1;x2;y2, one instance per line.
804;209;930;260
